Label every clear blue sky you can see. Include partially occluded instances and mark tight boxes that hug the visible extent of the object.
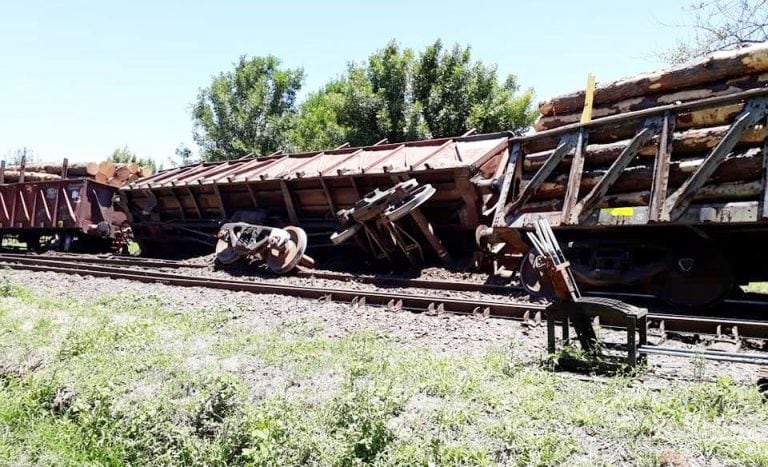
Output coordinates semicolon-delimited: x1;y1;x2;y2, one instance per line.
0;0;691;166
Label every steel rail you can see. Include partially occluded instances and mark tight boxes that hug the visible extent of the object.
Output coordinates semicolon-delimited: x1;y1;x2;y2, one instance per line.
0;252;207;269
2;255;768;340
639;345;768;365
0;258;542;318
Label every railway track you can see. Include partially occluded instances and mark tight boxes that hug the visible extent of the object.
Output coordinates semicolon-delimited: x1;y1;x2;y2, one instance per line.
1;252;768;365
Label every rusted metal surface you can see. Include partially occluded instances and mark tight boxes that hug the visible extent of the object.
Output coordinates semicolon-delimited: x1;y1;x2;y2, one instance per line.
122;135;509;247
500;89;768;229
0;179;124;237
330;179;446;266
484;88;768;305
215;223;312;274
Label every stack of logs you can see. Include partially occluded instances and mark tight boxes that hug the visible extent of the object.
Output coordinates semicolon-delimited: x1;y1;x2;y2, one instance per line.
524;42;768;210
0;160;153;187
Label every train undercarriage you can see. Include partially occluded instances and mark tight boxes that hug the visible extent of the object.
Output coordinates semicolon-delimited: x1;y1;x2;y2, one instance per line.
508;224;768;307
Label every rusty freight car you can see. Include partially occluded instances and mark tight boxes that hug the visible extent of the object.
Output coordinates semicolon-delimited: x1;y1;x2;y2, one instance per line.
119;134;508;265
480;87;768;307
0;178;125;251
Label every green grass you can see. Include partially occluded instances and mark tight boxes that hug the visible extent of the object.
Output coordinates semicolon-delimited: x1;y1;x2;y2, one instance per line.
0;276;766;466
745;282;768;294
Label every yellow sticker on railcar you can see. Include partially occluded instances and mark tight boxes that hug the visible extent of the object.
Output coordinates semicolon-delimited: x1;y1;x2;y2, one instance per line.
607;207;634;216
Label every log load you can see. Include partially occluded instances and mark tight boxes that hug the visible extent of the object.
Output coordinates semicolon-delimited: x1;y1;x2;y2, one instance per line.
535;73;768;131
524;147;764;202
524;124;768;171
538;42;768;118
518;44;768;216
0;160;153;187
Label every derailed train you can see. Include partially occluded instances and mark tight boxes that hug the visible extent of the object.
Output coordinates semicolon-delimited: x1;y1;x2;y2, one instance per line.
8;46;768;307
112;88;768;307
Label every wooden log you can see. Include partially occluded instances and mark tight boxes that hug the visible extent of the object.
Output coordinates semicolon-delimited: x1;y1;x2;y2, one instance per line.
524;103;746;153
107;177;124;188
115;165;132;181
536;96;746;131
525;147;763;201
98;161;116;178
4;162;101;177
94;173;109;184
535;73;768;130
86;162;100;176
1;171;62;183
524;124;768;170
538;42;768;117
139;166;154;178
520;179;763;213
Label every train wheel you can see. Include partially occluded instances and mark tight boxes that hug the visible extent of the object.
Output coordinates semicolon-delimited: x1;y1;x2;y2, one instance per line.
518;250;554;299
650;245;734;307
266;226;308;274
215;230;244;265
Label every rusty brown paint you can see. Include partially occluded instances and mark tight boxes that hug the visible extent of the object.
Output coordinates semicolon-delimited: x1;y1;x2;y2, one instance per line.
648;112;674;222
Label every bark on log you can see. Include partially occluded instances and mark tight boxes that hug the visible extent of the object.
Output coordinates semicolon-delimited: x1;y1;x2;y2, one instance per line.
1;171;62;183
4;162;101;177
520;180;763;213
535;73;768;130
524;147;763;202
524;125;768;170
538;42;768;117
524;103;746;153
536;98;746;131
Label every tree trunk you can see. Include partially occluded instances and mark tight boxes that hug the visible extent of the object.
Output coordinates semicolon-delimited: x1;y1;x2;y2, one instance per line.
98;161;116;178
520;179;763;213
1;171;62;183
523;124;768;170
538;43;768;117
524;147;763;201
535;73;768;130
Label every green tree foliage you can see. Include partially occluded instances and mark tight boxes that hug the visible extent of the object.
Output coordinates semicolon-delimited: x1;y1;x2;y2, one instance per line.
663;1;768;63
287;81;348;152
414;40;535;137
168;143;199;168
193;55;304;160
109;146;156;172
291;40;535;151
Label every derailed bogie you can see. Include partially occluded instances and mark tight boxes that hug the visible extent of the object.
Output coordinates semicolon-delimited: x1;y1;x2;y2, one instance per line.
517;224;744;307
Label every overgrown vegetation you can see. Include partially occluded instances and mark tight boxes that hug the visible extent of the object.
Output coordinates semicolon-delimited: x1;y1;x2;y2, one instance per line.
109;146;157;173
0;276;766;465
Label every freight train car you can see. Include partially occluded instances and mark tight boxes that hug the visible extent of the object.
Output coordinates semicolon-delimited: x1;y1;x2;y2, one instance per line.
119;134;507;265
0;178;126;251
480;87;768;307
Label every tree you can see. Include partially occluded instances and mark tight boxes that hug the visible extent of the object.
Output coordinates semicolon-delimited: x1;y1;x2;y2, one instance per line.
663;0;768;63
287;81;349;152
109;146;156;172
193;55;304;160
291;40;535;151
168;143;199;167
414;40;535;137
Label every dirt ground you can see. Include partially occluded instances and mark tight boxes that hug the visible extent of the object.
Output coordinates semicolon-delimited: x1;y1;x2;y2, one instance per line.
8;268;765;385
